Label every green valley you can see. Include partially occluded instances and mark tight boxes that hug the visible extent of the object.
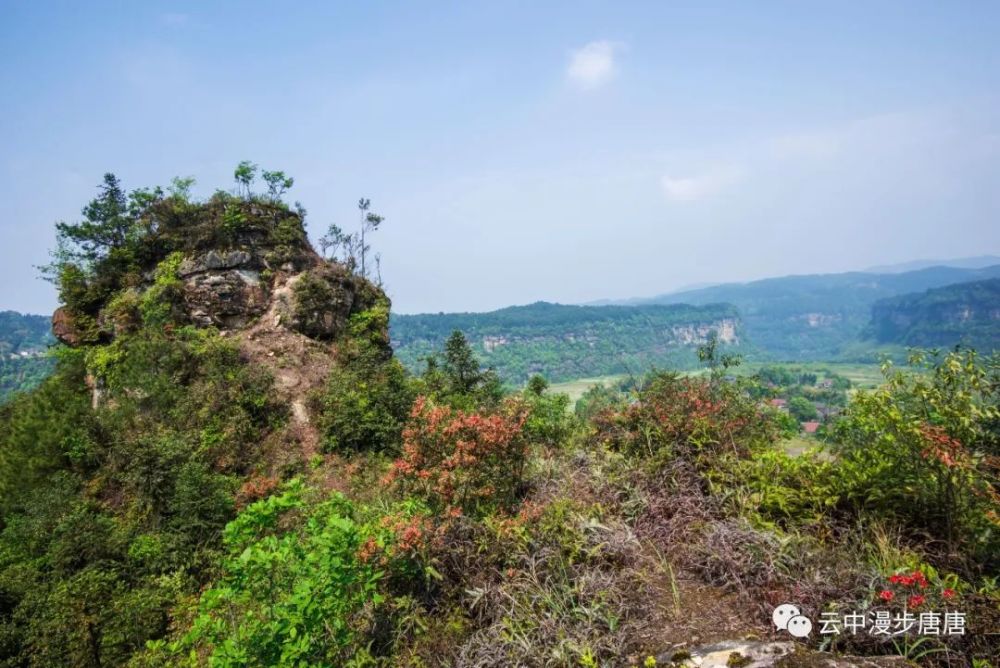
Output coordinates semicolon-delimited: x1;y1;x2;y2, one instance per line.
391;301;742;384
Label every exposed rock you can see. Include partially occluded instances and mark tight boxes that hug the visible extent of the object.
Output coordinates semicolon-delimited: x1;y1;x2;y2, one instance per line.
670;318;739;345
661;641;913;668
51;306;81;346
177;250;255;276
280;266;378;341
182;268;269;329
52;202;387;350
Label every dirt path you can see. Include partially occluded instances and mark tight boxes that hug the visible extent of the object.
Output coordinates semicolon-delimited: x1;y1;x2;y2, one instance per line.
235;274;336;464
636;541;768;658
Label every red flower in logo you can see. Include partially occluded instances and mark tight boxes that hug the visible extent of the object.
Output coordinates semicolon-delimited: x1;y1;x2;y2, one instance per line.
879;590;894;601
908;594;926;608
942;588;956;599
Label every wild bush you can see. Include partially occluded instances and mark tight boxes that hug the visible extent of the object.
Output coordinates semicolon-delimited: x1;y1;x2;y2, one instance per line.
384;396;529;517
317;305;415;453
593;371;778;468
521;375;575;447
831;349;1000;570
173;482;383;667
418;330;503;411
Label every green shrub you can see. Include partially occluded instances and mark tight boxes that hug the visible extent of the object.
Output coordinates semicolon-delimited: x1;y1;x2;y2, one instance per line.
317;306;414;453
176;481;385;667
521;376;575;447
830;349;1000;568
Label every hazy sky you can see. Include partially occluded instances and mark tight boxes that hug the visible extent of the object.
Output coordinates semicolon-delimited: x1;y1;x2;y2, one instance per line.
2;1;999;315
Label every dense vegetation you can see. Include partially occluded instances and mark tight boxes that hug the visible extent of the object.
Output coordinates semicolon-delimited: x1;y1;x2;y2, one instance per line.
867;278;1000;351
0;312;54;402
1;173;998;666
641;264;1000;361
0;356;53;403
0;312;51;355
391;301;741;384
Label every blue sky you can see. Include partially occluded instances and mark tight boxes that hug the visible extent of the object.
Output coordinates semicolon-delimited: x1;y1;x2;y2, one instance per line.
2;1;999;314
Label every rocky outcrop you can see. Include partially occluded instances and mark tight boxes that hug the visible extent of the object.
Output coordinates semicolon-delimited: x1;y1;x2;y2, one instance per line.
51;307;81;347
670;318;739;345
662;640;913;668
52;203;386;348
279;266;381;341
180;260;269;330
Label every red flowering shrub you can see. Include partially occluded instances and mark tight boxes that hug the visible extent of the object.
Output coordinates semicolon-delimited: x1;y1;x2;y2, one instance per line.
383;396;529;517
592;372;777;466
875;569;961;611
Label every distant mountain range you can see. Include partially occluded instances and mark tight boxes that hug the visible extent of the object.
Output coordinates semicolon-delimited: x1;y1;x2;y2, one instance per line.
632;264;1000;361
0;311;52;356
6;259;1000;394
391;301;739;383
391;263;1000;382
862;255;1000;274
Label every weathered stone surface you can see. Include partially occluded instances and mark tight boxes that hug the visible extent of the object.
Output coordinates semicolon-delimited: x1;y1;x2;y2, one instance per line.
51;203;384;345
182;269;268;329
51;306;81;346
662;641;913;668
177;250;255;277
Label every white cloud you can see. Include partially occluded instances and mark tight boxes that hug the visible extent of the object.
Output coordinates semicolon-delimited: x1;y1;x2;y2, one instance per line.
567;40;620;90
660;166;744;202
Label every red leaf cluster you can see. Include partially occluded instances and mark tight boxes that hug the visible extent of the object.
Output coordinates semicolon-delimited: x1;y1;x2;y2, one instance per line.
383;396;529;516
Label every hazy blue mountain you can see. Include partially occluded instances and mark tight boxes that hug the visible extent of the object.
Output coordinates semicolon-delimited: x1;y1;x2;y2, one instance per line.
634;264;1000;361
863;255;1000;274
0;311;52;355
866;278;1000;351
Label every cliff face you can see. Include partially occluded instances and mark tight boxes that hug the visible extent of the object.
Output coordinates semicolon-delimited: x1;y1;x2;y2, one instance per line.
866;277;1000;350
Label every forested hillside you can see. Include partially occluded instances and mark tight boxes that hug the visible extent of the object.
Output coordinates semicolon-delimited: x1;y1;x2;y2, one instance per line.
867;278;1000;350
638;264;1000;360
0;311;54;401
0;311;51;354
390;301;741;383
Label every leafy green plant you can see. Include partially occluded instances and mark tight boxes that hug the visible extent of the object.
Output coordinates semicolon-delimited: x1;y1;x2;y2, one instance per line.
831;349;1000;566
177;481;385;667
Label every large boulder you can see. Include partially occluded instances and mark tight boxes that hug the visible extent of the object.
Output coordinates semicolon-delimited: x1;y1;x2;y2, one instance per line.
51;306;80;347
